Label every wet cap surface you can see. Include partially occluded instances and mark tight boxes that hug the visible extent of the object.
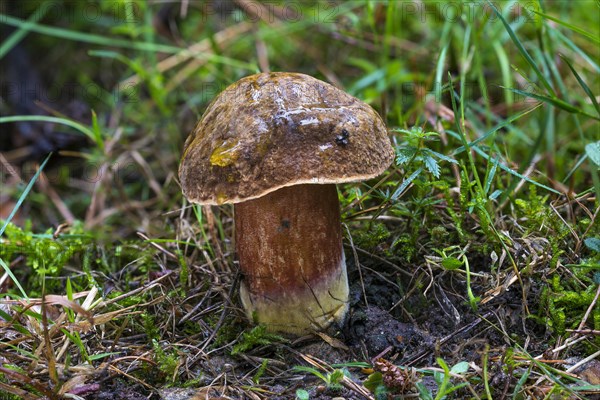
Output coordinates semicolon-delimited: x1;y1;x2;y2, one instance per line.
179;72;395;205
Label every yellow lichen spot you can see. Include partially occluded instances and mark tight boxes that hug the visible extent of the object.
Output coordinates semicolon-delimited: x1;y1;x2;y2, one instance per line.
210;139;241;167
216;191;229;205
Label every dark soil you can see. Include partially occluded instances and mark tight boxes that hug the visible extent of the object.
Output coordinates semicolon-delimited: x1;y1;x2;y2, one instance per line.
89;379;148;400
78;252;553;400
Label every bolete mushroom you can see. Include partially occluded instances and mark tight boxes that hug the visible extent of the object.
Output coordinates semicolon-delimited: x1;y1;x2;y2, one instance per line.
179;72;394;334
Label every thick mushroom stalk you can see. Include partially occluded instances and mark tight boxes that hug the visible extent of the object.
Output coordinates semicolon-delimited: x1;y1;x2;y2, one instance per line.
235;184;348;334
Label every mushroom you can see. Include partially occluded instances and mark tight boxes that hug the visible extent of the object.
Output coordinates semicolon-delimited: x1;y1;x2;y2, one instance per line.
179;72;394;334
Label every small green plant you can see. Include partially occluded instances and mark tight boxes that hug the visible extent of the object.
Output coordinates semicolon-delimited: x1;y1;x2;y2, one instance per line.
295;388;310;400
415;359;470;400
292;365;347;391
231;325;286;355
394;126;458;180
532;226;600;337
364;371;388;399
431;246;480;311
252;359;268;384
388;127;459;262
392;126;457;212
152;339;180;382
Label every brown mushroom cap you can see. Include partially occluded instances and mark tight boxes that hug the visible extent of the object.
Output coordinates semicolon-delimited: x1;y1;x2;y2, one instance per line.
179;72;394;205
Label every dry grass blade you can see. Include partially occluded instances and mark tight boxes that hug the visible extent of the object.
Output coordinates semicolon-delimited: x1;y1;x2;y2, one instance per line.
574;285;600;337
84;162;110;228
0;381;40;400
480;272;518;304
36;171;75;224
565;349;600;375
99;271;173;307
341;375;375;400
138;231;178;260
314;331;349;351
0;291;90;306
130;149;166;202
567;329;600;335
120;22;252;88
44;294;94;322
297;353;374;399
344;224;368;307
0;365;57;399
196;274;239;355
108;364;155;390
201;205;229;273
41;294;59;386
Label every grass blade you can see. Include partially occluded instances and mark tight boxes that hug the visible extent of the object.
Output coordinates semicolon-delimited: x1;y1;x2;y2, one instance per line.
484;158;498;196
0;258;28;299
447;130;561;195
0;153;51;237
0;5;49;59
554;29;600;73
434;358;451;400
90;110;105;151
586;142;600;167
493;41;514;106
504;88;600;120
433;17;453;103
532;10;600;44
1;14;256;71
0;115;96;142
474;146;559;194
488;1;556;96
559;55;600;116
0;14;183;53
453;104;542;155
434;44;449;103
391;167;422;201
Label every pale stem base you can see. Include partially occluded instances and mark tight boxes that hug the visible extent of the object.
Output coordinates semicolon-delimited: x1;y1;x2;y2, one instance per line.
234;184;349;334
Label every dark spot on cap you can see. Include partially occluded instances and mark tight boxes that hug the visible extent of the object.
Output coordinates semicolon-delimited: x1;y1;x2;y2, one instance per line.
335;128;350;146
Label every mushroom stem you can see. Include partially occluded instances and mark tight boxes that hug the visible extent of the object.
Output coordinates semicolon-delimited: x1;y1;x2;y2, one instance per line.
234;184;349;334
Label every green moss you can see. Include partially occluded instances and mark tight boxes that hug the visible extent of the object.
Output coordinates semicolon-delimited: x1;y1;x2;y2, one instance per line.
353;222;391;250
152;339;180;382
540;276;598;336
0;221;92;294
231;325;286;355
554;288;595;308
391;234;417;262
177;249;189;292
142;313;160;342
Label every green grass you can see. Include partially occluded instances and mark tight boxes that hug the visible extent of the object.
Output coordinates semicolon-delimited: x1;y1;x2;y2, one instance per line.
1;0;599;398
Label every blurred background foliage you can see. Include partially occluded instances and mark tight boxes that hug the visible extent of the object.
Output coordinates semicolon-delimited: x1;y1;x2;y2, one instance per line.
1;1;598;238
